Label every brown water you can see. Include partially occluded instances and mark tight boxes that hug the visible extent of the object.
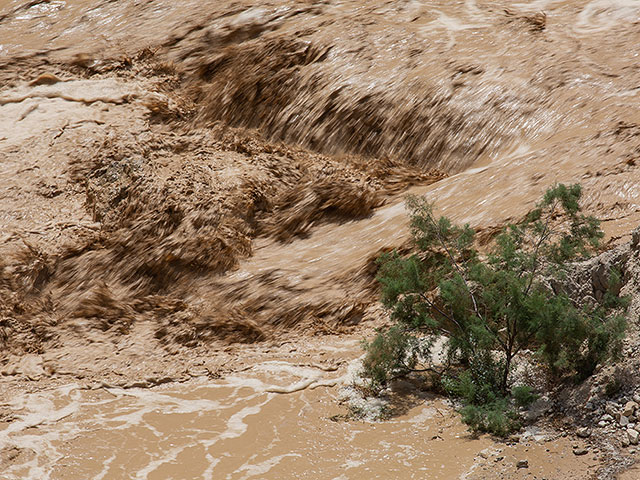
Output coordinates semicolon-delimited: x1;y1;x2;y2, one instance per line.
0;335;602;480
2;0;640;478
2;340;475;479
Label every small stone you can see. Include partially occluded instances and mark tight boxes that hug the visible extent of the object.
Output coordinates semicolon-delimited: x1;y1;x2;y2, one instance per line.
516;460;529;469
628;429;640;445
573;448;589;456
606;403;618;416
622;436;630;448
495;456;504;462
620;416;630;427
630;449;637;455
632;226;640;248
633;394;640;404
623;401;638;418
602;414;614;422
577;427;591;438
598;421;607;428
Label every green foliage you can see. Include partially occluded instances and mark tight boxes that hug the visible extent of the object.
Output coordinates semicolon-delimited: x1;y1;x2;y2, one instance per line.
512;385;538;408
460;400;521;437
604;377;623;398
364;183;628;436
361;326;417;390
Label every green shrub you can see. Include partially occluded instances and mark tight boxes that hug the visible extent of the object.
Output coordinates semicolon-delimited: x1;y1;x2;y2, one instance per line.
460;401;521;438
512;385;538;408
363;183;627;435
361;326;417;391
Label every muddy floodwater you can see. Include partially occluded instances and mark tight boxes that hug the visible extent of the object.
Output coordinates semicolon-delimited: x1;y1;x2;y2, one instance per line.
1;336;602;480
2;0;640;478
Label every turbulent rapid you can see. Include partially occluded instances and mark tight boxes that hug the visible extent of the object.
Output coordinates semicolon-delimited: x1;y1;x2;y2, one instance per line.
2;0;640;479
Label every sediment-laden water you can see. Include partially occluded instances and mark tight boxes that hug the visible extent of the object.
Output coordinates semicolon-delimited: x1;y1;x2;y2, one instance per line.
2;1;640;478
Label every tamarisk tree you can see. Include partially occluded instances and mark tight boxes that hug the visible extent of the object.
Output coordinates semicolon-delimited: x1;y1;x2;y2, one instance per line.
364;184;627;435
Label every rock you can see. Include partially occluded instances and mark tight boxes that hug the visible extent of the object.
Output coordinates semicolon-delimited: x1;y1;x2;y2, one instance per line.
573;448;589;456
478;449;491;459
628;429;640;445
632;226;640;249
605;403;618;416
123;380;150;389
516;460;529;469
526;395;552;422
623;401;638;418
622;435;631;448
17;355;46;380
602;414;614;422
620;416;630;427
577;427;591;438
633;394;640;404
146;376;175;386
598;421;607;428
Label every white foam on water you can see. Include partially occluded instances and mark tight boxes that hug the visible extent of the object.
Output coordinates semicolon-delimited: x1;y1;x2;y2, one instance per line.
234;453;302;480
420;12;489;48
408;406;438;425
202;454;221;480
0;356;351;479
218;397;272;441
575;0;640;33
0;384;85;480
342;458;365;469
511;0;565;12
93;454;116;480
134;444;192;480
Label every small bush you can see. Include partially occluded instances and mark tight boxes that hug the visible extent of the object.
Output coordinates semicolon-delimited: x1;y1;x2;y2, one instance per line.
512;385;538;408
604;377;623;398
361;326;417;391
460;400;521;438
363;183;628;436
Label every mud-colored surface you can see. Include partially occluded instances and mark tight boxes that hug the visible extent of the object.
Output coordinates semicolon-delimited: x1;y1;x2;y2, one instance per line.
2;0;640;478
0;333;606;480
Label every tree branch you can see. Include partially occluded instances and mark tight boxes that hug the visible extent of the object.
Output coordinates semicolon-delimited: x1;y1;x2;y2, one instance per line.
426;214;485;323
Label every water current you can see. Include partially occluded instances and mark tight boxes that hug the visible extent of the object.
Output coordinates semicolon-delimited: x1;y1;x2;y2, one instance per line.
2;1;640;479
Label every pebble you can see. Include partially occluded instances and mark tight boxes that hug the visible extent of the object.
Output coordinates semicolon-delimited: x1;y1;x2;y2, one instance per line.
577;427;591;438
621;435;630;448
516;460;529;469
573;448;589;456
623;401;638;418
